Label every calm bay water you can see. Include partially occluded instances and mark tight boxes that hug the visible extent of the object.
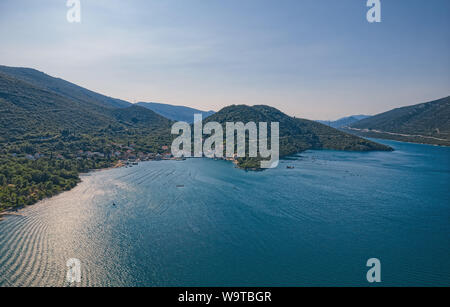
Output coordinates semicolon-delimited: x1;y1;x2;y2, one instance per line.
0;139;449;286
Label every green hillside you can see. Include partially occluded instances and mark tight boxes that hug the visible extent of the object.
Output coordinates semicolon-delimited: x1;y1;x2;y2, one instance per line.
0;65;131;109
204;105;392;169
0;72;172;140
0;72;116;141
348;96;450;146
112;105;172;129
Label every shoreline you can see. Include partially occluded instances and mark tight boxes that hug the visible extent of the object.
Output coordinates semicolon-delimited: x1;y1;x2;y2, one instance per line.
0;160;127;220
368;137;450;148
0;158;179;219
345;129;450;147
0;208;25;220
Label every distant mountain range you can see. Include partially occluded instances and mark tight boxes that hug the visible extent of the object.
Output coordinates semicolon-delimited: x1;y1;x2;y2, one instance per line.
317;115;371;128
136;102;215;123
345;96;450;146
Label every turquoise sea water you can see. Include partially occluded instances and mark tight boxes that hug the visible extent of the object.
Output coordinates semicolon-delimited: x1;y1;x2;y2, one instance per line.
0;139;449;286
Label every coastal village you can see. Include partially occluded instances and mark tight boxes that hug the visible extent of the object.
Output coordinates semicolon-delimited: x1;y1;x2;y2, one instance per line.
16;143;174;163
17;143;240;168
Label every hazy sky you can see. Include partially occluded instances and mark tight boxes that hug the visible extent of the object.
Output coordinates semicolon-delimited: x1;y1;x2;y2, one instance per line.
0;0;449;120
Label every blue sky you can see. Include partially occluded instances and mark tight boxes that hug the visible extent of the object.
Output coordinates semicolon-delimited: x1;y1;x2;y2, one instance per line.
0;0;449;119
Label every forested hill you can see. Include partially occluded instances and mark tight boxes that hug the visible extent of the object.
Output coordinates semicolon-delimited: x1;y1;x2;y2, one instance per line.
0;65;131;109
204;105;392;169
348;96;450;146
0;72;116;141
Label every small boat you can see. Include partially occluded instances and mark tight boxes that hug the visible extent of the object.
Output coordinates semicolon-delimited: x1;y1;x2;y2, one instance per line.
287;166;295;169
176;185;185;188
